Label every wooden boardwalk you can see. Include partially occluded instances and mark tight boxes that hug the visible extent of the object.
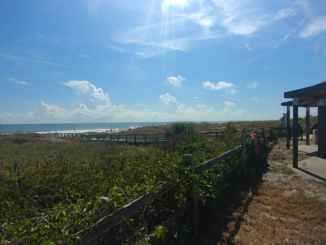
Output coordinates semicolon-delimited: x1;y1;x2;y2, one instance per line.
47;131;227;144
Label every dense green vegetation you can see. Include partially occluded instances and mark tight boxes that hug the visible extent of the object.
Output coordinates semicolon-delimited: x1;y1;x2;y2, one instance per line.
0;123;261;244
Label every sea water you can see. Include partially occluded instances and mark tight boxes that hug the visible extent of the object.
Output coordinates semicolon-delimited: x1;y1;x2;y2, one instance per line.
0;121;226;134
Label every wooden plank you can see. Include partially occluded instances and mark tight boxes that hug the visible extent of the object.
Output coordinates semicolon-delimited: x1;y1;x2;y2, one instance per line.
195;145;242;173
226;158;243;175
77;181;175;244
306;107;310;145
293;105;299;168
287;106;291;149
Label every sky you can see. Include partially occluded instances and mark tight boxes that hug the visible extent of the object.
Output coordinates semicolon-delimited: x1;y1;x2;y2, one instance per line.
1;0;326;124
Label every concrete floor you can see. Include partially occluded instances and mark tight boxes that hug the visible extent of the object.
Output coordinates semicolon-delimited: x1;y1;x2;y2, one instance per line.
290;144;326;181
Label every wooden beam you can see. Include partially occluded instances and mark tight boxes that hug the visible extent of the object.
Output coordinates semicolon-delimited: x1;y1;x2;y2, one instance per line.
77;181;176;244
306;107;310;145
293;104;298;168
195;145;242;173
318;100;326;158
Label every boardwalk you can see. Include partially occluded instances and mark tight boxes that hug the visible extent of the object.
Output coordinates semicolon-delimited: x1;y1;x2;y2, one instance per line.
48;131;227;144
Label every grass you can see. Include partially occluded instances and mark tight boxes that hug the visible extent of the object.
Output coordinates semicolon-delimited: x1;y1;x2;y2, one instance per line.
230;183;326;244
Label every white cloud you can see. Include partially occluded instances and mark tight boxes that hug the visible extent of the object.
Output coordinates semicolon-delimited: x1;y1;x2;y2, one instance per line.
194;97;198;99
202;81;238;94
246;81;258;88
1;80;252;123
224;101;235;106
249;97;258;101
272;109;277;111
8;77;29;85
60;80;110;106
166;76;186;87
245;43;251;50
300;16;326;38
159;93;185;113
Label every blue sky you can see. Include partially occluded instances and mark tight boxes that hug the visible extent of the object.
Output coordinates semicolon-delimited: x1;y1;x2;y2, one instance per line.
1;0;326;123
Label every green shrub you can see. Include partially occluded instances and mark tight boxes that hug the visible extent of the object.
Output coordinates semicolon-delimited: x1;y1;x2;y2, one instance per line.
165;122;195;138
225;123;237;135
12;138;28;144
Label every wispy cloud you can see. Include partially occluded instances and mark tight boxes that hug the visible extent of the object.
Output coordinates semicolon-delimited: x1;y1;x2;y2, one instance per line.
107;43;124;53
246;81;258;88
202;81;238;95
215;0;297;36
0;53;72;68
249;97;258;101
224;101;235;106
166;76;186;87
78;54;92;59
245;43;251;50
194;97;198;99
52;71;63;76
299;16;326;38
8;77;29;85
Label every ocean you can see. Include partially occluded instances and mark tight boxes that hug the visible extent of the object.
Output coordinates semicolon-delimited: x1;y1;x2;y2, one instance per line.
0;121;226;134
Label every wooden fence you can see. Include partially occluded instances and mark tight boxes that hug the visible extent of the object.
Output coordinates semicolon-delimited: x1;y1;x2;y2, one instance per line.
47;131;227;144
76;138;248;244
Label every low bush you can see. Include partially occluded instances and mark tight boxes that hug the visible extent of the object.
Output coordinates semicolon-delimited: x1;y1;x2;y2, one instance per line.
0;129;259;244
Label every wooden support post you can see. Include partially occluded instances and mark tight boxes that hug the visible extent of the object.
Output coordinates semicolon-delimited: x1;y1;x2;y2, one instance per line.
293;100;299;168
144;135;146;144
306;107;310;145
126;135;128;143
215;132;218;139
183;154;197;240
318;99;326;158
117;135;120;142
287;106;291;149
241;138;247;182
134;135;136;143
156;134;158;143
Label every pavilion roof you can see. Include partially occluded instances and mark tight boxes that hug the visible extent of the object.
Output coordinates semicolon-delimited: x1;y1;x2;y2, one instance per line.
281;81;326;107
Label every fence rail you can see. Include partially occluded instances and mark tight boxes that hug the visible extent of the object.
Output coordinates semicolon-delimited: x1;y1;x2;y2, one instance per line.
77;139;248;244
47;131;227;144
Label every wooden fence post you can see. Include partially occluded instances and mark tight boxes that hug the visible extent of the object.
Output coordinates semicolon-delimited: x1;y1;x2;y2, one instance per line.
241;139;247;182
126;135;128;143
117;135;120;142
144;135;146;144
134;135;136;143
183;154;197;240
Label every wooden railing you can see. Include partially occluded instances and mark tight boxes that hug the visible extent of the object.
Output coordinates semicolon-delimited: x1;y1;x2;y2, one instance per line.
47;131;227;144
76;139;248;244
261;126;303;142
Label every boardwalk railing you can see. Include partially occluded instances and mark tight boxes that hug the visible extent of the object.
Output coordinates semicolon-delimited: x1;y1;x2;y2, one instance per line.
47;131;227;144
76;139;248;244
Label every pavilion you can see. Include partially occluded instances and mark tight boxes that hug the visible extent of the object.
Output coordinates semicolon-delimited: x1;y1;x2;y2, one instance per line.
281;81;326;168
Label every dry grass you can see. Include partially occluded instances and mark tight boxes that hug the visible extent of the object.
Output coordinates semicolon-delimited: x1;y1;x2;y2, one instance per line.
216;139;326;244
230;183;326;244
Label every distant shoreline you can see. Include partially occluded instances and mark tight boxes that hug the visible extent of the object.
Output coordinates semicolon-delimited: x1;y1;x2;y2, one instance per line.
0;121;227;134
